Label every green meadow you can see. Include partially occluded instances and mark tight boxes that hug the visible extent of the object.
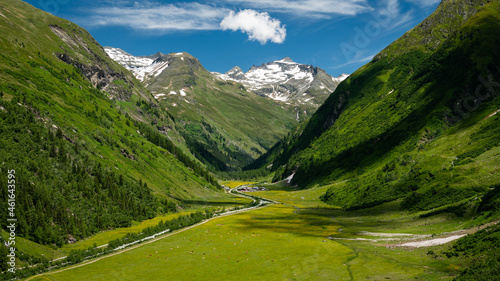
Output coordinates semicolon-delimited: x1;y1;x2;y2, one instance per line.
28;182;471;281
0;231;65;262
220;181;257;189
61;194;253;252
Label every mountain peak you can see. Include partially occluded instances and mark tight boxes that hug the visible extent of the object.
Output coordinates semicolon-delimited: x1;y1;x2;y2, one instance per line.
228;66;243;73
105;47;207;82
225;66;246;80
275;57;296;64
214;57;346;105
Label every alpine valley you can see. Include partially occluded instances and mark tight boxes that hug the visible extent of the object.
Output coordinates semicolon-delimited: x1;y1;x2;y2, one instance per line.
1;0;500;280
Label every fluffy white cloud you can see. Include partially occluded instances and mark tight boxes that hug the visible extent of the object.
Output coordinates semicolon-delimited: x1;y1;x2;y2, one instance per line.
220;9;286;44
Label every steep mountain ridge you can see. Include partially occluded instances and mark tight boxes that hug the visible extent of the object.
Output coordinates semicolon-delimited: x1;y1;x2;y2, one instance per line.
259;0;500;211
376;0;489;59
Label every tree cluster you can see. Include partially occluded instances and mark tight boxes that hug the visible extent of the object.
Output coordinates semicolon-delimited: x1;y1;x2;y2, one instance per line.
133;120;221;189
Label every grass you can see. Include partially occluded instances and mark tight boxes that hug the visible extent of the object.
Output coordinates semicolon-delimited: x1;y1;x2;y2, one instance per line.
254;182;482;235
29;204;350;281
252;182;335;209
220;181;257;189
60;212;190;252
28;181;471;281
0;231;65;262
61;194;252;253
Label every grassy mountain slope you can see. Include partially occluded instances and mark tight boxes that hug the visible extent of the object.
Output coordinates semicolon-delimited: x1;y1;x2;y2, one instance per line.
0;0;223;250
146;53;298;171
264;0;500;211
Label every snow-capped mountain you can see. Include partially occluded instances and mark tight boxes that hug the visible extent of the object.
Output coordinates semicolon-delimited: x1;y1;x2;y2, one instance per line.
213;57;348;106
106;46;215;101
105;47;349;109
104;47;170;82
104;47;156;68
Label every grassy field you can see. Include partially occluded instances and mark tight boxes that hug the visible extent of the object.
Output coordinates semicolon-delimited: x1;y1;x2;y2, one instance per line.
60;212;191;252
27;181;472;281
61;194;252;253
0;231;65;263
220;181;257;189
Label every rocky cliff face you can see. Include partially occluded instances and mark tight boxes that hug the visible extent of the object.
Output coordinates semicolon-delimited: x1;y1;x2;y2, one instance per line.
50;26;140;101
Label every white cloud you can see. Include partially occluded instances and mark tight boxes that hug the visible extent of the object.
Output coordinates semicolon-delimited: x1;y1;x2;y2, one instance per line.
89;2;230;31
85;0;373;34
377;0;414;31
404;0;441;7
334;0;415;66
220;9;286;44
222;0;372;18
331;54;375;69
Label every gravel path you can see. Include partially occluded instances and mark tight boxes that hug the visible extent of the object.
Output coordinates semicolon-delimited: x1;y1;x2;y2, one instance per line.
399;234;467;247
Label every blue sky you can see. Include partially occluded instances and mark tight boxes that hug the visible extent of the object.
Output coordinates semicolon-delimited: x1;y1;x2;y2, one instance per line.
25;0;440;77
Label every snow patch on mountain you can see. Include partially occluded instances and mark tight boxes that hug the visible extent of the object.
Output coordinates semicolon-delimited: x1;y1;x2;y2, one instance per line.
333;73;350;83
105;47;171;82
133;61;169;82
104;47;154;69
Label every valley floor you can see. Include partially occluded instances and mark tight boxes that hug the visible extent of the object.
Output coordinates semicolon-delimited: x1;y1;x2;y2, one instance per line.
27;182;487;281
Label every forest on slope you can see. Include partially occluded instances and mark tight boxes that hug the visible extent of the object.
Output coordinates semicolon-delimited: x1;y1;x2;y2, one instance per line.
0;0;221;249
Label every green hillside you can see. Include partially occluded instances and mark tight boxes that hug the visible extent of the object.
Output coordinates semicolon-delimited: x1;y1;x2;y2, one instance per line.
144;52;298;171
0;0;225;256
263;0;500;211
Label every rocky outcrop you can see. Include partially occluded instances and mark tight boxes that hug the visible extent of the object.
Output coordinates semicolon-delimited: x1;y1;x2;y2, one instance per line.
50;25;136;100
